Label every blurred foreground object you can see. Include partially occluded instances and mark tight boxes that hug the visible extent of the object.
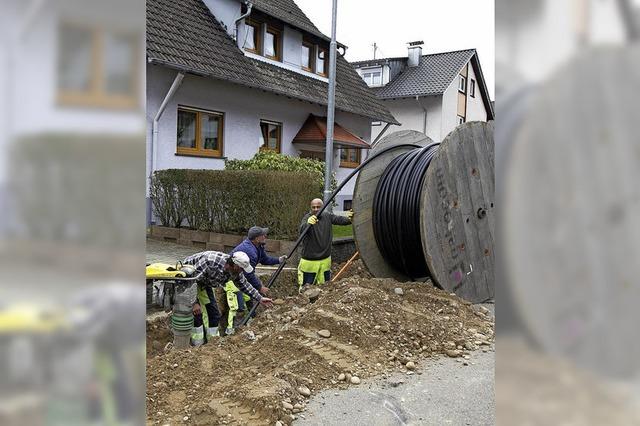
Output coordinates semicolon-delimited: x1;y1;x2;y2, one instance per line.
496;0;640;423
0;0;145;425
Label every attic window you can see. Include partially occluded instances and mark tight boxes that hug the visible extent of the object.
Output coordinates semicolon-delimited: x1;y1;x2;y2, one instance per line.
458;75;467;93
301;41;314;72
470;79;476;97
243;20;260;53
316;48;327;76
264;27;281;60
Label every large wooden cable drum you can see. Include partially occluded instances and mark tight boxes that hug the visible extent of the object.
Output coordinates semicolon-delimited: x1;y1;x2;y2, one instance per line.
353;123;495;303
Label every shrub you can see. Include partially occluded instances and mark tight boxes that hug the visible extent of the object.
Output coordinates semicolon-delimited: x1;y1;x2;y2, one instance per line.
225;150;336;195
150;169;319;239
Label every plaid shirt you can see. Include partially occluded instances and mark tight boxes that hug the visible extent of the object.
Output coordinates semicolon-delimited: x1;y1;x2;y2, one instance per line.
183;251;262;302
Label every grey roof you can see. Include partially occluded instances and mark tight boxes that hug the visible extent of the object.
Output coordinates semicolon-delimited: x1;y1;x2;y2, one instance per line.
353;49;475;98
251;0;329;42
352;49;494;119
146;0;399;124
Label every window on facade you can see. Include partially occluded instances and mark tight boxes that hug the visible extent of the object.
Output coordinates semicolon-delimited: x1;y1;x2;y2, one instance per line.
458;75;467;93
457;115;465;125
259;120;282;152
316;48;327;75
58;24;138;108
301;42;313;71
264;27;281;60
243;21;260;53
343;200;353;211
177;107;224;157
340;148;361;168
372;121;382;126
470;79;476;97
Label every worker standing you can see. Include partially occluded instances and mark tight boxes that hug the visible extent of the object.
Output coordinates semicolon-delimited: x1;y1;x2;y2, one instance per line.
298;198;353;290
223;226;287;334
182;250;273;346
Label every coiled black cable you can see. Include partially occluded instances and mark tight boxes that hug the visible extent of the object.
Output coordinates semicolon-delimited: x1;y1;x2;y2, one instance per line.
372;143;440;279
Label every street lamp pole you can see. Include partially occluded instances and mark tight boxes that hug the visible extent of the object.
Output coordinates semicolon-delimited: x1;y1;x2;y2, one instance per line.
323;0;338;206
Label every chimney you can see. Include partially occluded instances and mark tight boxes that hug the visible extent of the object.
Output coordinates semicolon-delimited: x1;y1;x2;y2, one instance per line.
407;40;423;67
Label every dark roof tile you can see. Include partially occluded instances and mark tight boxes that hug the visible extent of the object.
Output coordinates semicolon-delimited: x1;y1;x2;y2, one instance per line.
147;0;398;124
353;49;475;98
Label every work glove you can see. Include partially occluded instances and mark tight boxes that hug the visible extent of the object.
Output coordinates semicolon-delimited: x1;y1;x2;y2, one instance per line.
346;210;354;220
307;215;318;225
279;255;288;263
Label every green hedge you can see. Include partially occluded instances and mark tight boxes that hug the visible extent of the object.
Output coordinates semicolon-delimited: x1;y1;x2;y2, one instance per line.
150;169;319;239
225;150;336;194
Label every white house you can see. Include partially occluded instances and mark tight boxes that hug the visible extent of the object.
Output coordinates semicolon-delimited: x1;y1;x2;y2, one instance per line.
351;43;494;144
146;0;398;218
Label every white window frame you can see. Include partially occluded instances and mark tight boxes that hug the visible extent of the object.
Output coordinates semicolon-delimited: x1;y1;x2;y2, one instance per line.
359;66;383;87
457;115;465;125
458;75;467;93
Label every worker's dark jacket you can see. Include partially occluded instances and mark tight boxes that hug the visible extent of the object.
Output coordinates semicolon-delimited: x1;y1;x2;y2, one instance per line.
299;212;351;261
229;238;280;290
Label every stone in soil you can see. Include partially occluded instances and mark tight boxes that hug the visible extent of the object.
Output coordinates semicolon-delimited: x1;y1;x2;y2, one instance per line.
337;373;346;381
297;386;311;397
282;401;293;410
394;287;404;295
406;361;416;370
317;329;331;338
350;376;361;385
304;287;321;302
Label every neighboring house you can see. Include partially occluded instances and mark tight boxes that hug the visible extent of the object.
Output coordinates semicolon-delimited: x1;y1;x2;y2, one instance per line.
146;0;398;217
352;43;494;144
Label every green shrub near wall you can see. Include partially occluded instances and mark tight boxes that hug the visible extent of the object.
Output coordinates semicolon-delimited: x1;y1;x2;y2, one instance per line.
150;169;319;240
225;151;336;195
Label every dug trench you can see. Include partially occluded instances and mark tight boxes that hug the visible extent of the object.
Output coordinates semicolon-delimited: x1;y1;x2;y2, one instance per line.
146;259;494;425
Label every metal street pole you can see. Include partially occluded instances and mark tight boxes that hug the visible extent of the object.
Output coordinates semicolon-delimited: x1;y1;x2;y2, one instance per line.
323;0;338;205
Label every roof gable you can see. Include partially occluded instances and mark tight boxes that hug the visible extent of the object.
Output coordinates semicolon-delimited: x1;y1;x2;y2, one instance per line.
147;0;399;124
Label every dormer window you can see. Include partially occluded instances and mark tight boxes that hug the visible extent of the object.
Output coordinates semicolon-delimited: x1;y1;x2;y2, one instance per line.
361;67;382;86
316;48;327;76
264;27;281;60
243;20;260;53
301;41;314;72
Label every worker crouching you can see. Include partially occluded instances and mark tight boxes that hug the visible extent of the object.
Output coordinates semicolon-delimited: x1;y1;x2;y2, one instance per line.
182;250;273;346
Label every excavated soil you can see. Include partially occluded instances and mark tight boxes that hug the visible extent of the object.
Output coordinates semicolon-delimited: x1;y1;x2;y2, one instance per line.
146;267;494;426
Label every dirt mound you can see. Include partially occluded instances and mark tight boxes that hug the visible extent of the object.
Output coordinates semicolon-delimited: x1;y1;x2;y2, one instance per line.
331;258;373;281
147;275;494;425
